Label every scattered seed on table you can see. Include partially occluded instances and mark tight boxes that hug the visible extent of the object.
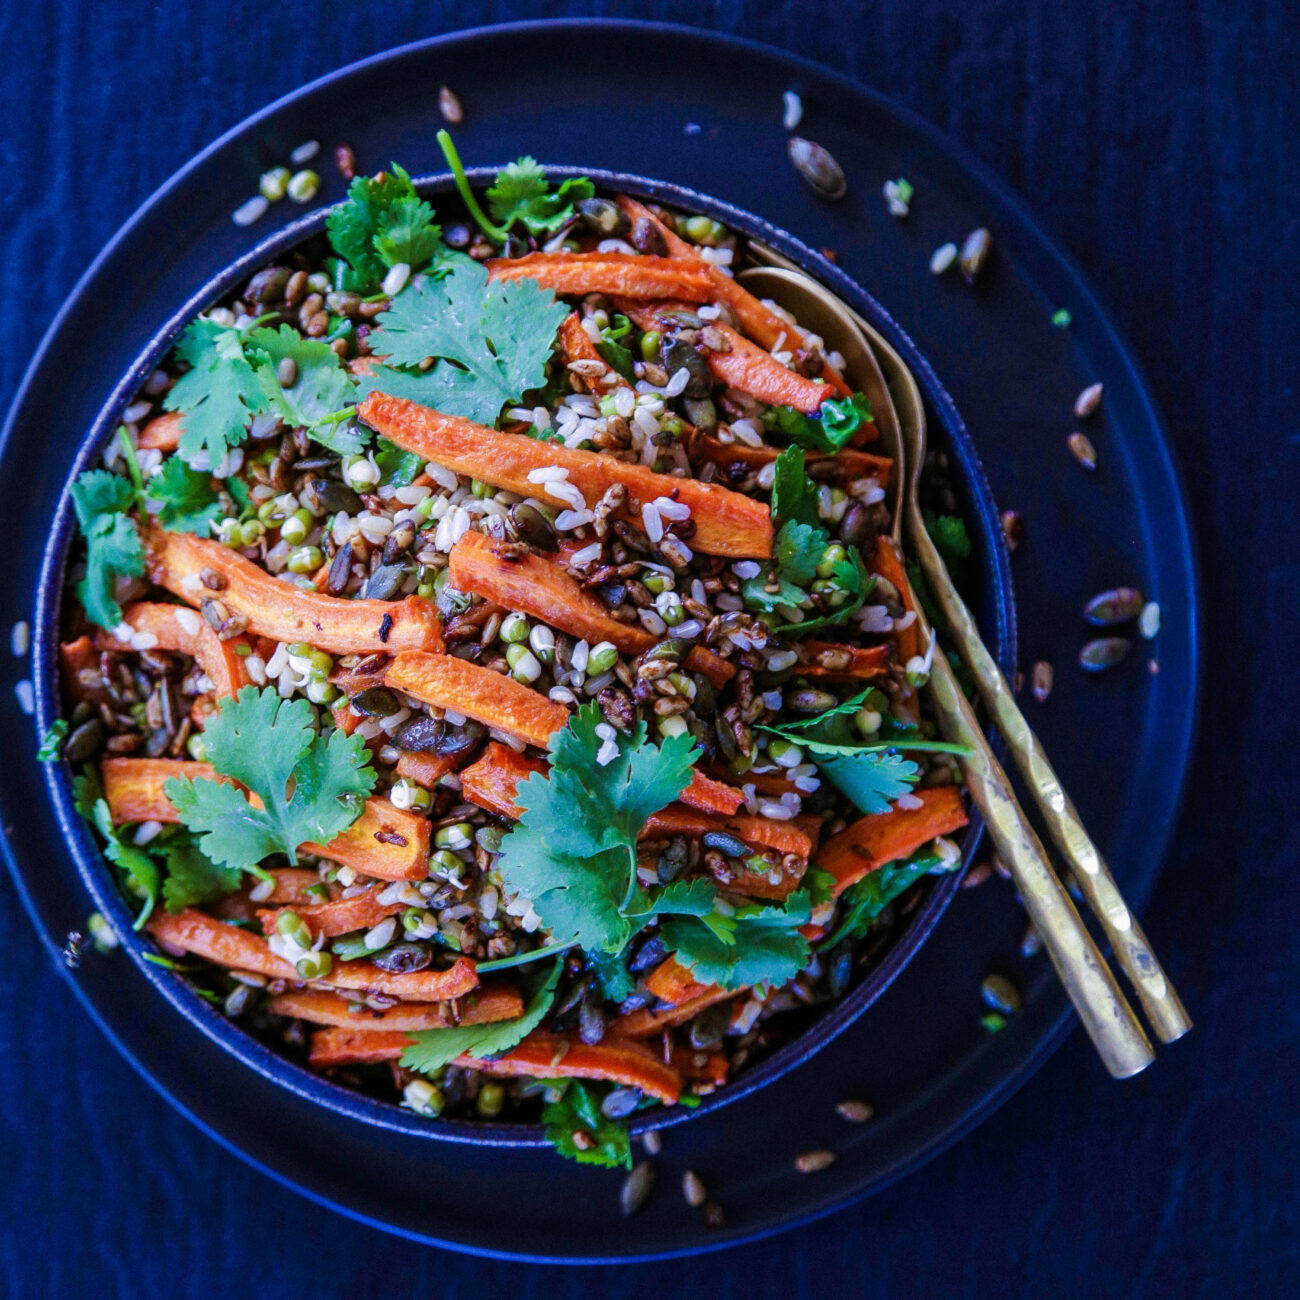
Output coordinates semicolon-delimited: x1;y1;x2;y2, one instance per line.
930;242;958;275
439;86;464;124
290;139;320;165
1000;508;1024;550
11;620;29;656
960;227;992;282
1083;586;1144;625
1020;924;1043;958
788;137;847;200
1140;601;1161;639
1068;431;1098;470
1148;658;1161;675
259;167;290;201
883;178;913;218
620;1160;656;1216
795;1149;837;1174
13;678;33;715
701;1201;726;1229
835;1099;875;1123
782;89;803;130
1079;636;1130;671
1051;308;1073;328
288;169;320;203
641;1129;662;1155
62;930;87;969
335;143;357;180
981;1012;1008;1032
962;860;994;889
1073;382;1104;418
682;1169;708;1207
982;973;1022;1015
232;195;268;227
1031;660;1054;702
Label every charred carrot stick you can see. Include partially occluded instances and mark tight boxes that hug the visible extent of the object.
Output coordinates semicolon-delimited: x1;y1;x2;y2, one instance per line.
558;312;630;394
59;635;99;702
94;601;250;697
644;957;712;1007
256;868;323;904
257;888;404;940
459;742;545;817
687;428;892;487
668;1043;730;1086
487;251;713;302
618;301;833;414
797;641;892;681
308;1027;412;1066
145;528;444;656
818;786;968;896
138;411;184;451
610;984;739;1039
448;530;734;688
270;985;524;1031
356;394;774;560
101;758;431;881
394;751;458;788
871;536;920;666
388;654;744;816
452;1031;681;1104
613;195;696;258
148;909;478;1000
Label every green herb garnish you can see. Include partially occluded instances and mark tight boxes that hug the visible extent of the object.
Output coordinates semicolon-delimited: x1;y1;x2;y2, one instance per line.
542;1080;633;1169
69;469;145;629
37;719;69;762
763;392;873;453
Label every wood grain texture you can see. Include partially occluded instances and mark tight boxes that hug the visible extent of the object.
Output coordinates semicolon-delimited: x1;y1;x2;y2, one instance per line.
1;2;1296;1296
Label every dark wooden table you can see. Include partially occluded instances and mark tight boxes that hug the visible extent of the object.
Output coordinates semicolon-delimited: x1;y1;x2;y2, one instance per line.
1;3;1294;1294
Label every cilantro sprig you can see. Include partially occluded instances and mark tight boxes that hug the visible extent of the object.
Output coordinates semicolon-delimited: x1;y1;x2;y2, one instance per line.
163;686;376;869
542;1080;633;1169
69;468;145;629
763;392;874;453
819;850;949;950
360;260;568;427
145;457;223;535
74;770;159;930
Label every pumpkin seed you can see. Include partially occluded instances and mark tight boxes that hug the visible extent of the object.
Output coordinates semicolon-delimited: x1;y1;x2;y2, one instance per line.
508;502;557;550
619;1160;656;1216
1079;636;1130;671
577;197;630;237
959;227;992;283
702;830;750;858
350;686;400;717
370;942;433;973
1083;586;1144;625
631;216;668;256
981;973;1022;1015
682;1169;708;1207
787;137;847;200
1067;431;1098;470
362;563;408;601
1073;382;1104;418
660;336;712;398
63;717;107;761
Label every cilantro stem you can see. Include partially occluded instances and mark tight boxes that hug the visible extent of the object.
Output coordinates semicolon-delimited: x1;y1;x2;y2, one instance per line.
116;425;147;513
313;405;358;426
436;129;508;243
476;939;577;972
239;312;281;336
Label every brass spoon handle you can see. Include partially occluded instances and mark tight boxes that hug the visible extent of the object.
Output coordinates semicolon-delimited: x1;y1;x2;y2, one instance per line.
906;502;1192;1044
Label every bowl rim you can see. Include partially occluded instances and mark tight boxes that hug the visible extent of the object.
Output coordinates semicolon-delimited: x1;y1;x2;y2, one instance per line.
32;166;1017;1148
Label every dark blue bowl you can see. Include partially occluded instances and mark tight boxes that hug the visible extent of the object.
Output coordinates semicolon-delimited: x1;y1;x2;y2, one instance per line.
32;169;1016;1148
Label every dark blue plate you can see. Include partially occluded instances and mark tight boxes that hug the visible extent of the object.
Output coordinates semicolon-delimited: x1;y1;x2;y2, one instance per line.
0;20;1198;1262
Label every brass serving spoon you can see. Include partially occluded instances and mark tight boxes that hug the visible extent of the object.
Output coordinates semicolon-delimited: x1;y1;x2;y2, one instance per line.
740;259;1187;1074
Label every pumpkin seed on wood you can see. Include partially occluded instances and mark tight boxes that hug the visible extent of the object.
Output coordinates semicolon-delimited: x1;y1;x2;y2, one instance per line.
959;228;992;283
787;137;847;200
1031;660;1054;702
1067;431;1098;470
1083;587;1143;625
1079;636;1130;671
981;973;1022;1015
1073;382;1104;418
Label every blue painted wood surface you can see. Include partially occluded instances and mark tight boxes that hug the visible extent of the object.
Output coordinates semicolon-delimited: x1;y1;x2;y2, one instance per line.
0;2;1295;1294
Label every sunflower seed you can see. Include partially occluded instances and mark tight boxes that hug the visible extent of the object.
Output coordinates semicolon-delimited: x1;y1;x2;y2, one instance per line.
682;1169;708;1207
1083;587;1143;625
835;1099;875;1123
1079;637;1130;671
438;86;464;125
959;227;992;283
1067;431;1097;470
929;242;959;275
1073;382;1104;418
1031;660;1054;702
795;1149;837;1174
787;137;847;200
1000;508;1024;550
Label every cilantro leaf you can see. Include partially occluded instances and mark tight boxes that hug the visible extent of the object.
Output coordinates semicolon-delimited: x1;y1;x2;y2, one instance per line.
661;894;812;990
496;703;697;954
70;469;145;629
924;508;972;565
588;949;636;1003
487;158;595;235
75;770;159;930
401;960;562;1076
820;751;921;815
163;686;376;868
164;319;271;469
145;457;223;535
763;392;873;453
246;325;363;452
37;719;69;762
623;877;717;922
759;690;970;758
361;260;570;428
374;436;424;487
327;164;442;293
158;830;243;912
771;446;821;530
820;851;945;949
542;1080;633;1169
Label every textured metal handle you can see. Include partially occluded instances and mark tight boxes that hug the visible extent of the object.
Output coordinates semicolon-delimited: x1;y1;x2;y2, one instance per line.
925;622;1155;1077
906;503;1191;1044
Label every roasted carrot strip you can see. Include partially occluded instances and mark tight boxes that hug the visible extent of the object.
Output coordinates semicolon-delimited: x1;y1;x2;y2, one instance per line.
453;1032;681;1104
459;742;545;817
871;536;920;666
394;751;458;788
558;312;630;394
94;601;250;697
148;909;478;1000
138;411;184;451
818;786;969;896
611;984;739;1039
357;394;773;559
59;635;99;702
101;758;431;881
613;195;696;258
487;251;713;302
145;528;444;655
618;301;832;414
644;957;712;1007
257;868;322;904
668;1043;730;1086
448;530;734;688
798;641;892;681
309;1027;412;1066
687;428;891;486
257;889;404;940
271;986;524;1031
